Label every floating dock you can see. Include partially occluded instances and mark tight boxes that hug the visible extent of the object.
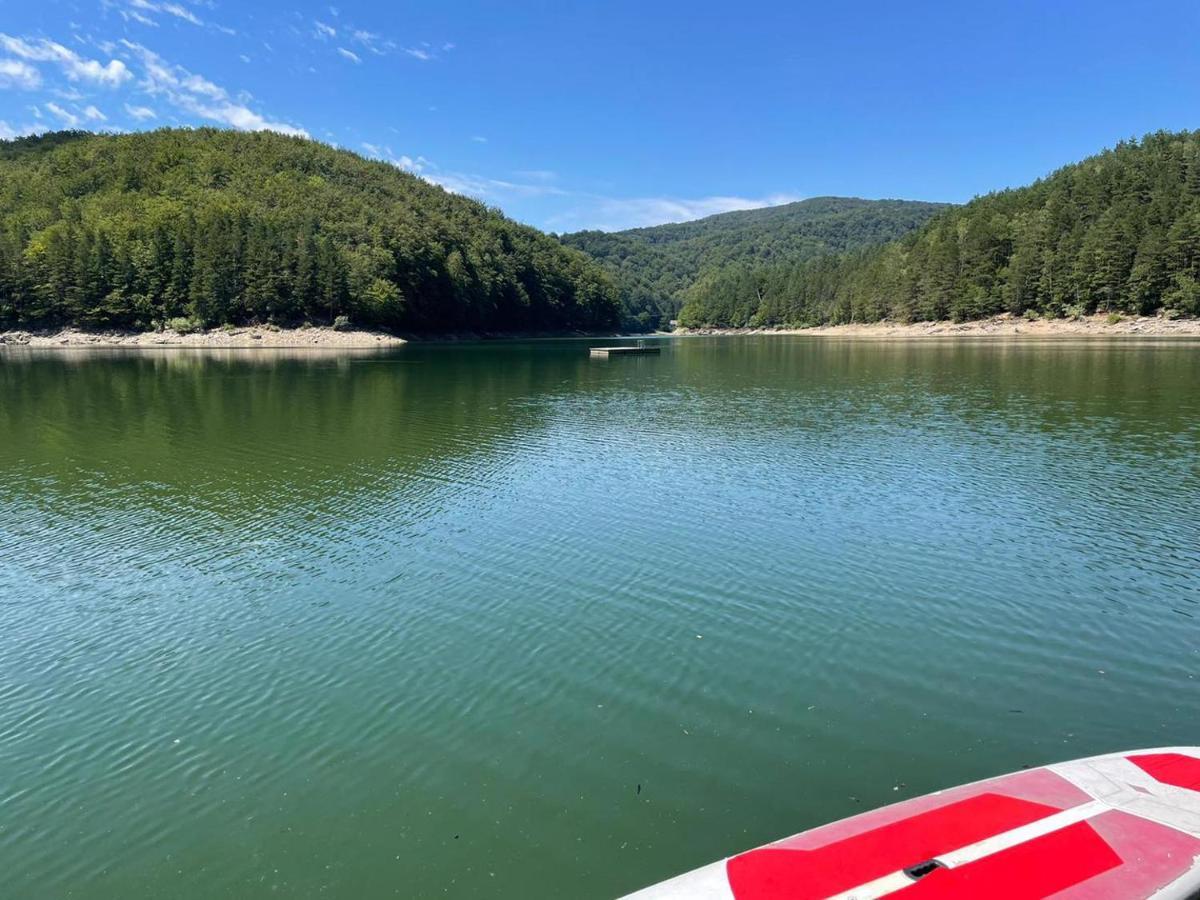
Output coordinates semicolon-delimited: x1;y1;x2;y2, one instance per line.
589;345;661;357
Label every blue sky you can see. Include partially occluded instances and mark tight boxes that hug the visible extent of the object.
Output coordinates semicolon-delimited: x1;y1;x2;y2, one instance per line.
2;1;1199;232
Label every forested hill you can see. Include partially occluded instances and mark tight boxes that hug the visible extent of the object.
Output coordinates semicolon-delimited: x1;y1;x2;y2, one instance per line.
0;129;619;333
679;131;1200;328
559;197;949;329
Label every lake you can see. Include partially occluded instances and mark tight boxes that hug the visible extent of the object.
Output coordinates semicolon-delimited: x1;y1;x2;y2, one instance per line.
2;336;1199;898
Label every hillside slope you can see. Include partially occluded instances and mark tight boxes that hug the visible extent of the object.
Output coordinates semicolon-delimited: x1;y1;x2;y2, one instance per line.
560;197;949;329
679;131;1200;328
0;129;619;333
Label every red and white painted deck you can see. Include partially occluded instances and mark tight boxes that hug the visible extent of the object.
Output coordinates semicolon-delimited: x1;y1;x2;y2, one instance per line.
623;748;1200;900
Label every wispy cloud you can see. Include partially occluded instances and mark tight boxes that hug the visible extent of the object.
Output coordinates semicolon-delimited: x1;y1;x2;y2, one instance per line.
45;101;81;127
546;194;803;232
121;39;307;137
0;118;46;140
430;171;570;200
124;102;156;120
0;58;41;90
114;0;235;32
128;0;203;26
361;142;428;175
0;34;132;87
314;21;337;39
362;142;753;228
348;29;394;56
336;47;360;64
470;135;487;143
83;104;107;121
404;47;433;62
124;10;159;27
514;169;558;183
361;143;569;202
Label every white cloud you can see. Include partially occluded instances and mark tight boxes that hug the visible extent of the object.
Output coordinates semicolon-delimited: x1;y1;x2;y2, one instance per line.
360;142;575;204
125;0;203;27
0;58;41;89
348;29;394;55
336;47;360;63
314;21;337;39
470;135;487;143
404;47;433;61
431;171;569;200
45;101;81;127
361;142;427;174
125;103;156;120
160;3;202;25
120;40;307;137
0;120;45;139
442;42;456;51
180;72;224;98
83;104;107;121
122;10;160;27
548;194;802;232
0;34;131;87
515;169;558;183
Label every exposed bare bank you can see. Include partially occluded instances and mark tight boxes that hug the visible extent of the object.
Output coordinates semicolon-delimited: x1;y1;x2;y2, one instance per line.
0;325;406;348
677;313;1200;338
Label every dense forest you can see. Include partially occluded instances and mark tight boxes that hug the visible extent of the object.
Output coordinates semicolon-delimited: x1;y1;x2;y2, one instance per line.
560;198;948;330
0;129;620;333
678;131;1200;328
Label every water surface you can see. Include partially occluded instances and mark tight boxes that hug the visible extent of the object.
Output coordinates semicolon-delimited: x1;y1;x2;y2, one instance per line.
2;337;1199;898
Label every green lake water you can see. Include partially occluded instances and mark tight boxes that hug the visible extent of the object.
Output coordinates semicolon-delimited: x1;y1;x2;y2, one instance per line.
2;336;1199;898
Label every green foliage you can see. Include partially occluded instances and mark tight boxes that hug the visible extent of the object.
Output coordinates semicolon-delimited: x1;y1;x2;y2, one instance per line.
332;314;351;331
1106;311;1123;325
677;131;1200;327
0;128;620;333
1164;273;1200;315
167;316;202;334
559;198;948;330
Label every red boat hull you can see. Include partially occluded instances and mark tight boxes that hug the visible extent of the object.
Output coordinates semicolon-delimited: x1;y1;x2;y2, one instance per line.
624;748;1200;899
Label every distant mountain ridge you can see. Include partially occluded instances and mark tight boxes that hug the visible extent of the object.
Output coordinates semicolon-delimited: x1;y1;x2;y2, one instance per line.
559;197;950;329
678;131;1200;328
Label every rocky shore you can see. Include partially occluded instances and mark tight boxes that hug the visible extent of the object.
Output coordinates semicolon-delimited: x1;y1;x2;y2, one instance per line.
676;312;1200;338
0;325;407;348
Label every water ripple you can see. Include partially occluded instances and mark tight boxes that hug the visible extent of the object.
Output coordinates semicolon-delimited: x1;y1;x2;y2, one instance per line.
1;338;1198;898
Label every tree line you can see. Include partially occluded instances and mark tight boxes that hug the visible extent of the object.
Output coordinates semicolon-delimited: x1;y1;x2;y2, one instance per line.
679;131;1200;327
560;197;948;330
0;129;620;333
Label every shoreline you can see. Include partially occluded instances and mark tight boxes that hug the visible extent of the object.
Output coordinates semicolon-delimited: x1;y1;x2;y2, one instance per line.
674;312;1200;339
0;325;638;349
0;325;407;349
5;313;1200;348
